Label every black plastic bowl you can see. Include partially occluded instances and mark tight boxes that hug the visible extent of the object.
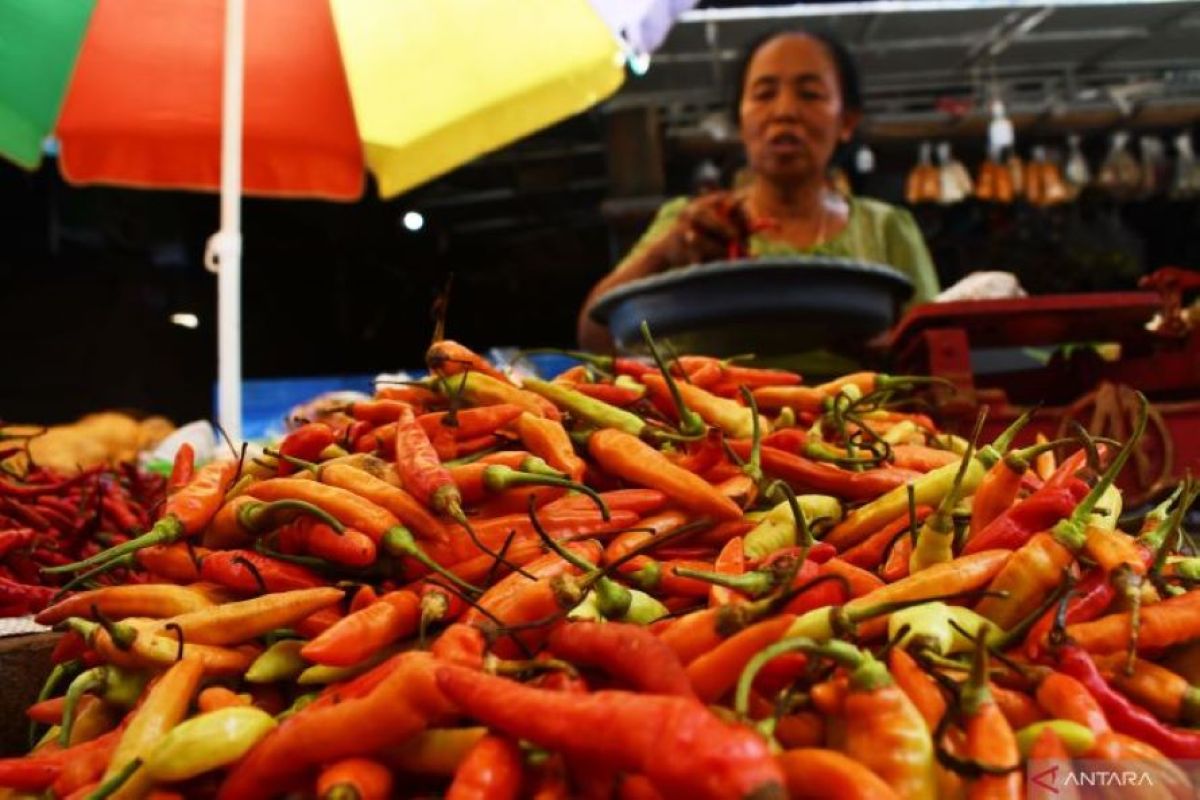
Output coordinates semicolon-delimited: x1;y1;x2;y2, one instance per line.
589;256;914;358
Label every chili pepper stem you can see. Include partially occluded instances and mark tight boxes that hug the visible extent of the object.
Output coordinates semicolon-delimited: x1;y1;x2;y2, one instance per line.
42;516;185;574
446;502;536;581
671;566;776;598
84;757;142;800
58;666;105;746
991;574;1073;651
263;448;319;475
1051;393;1148;551
517;348;616;375
240;498;347;535
381;527;482;596
640;321;706;438
740;386;766;487
29;658;82;747
766;480;815;554
482;466;610;521
50;554;136;599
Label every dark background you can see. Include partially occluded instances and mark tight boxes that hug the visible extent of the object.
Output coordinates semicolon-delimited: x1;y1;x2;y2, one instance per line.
2;108;1197;426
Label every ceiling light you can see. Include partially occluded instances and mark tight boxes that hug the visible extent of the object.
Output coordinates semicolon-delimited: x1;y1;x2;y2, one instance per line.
402;211;424;232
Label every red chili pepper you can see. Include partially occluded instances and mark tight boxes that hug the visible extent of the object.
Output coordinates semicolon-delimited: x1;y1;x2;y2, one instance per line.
218;652;455;800
435;665;785;800
566;382;646;407
0;527;34;559
200;550;327;594
393;403;463;522
1;498;52;530
278;423;337;476
1055;644;1200;758
540;488;667;518
0;577;54;612
961;478;1089;555
547;621;696;698
0;469;98;499
728;442;919;502
430;622;488;670
167;443;196;493
276;517;377;568
101;487;141;533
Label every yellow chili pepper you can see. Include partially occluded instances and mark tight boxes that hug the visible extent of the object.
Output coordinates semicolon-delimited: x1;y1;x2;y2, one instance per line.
101;656;204;800
825;457;986;551
143;707;277;782
743;495;841;560
154;587;344;646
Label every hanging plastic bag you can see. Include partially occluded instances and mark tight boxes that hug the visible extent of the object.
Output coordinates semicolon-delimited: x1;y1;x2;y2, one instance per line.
1096;131;1141;199
1138;135;1167;197
936;141;972;204
905;141;938;204
1171;132;1200;198
1064;134;1091;198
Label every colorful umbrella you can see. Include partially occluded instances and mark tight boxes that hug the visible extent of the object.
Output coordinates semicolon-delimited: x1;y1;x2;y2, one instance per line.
0;0;627;438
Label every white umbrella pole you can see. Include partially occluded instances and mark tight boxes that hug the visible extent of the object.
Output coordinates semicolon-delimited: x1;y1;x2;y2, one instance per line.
205;0;246;443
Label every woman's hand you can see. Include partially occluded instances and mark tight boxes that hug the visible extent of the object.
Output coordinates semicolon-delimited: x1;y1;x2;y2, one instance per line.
577;191;746;353
656;191;745;269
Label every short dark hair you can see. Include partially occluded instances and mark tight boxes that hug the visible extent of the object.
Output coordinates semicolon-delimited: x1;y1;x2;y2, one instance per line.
731;29;863;121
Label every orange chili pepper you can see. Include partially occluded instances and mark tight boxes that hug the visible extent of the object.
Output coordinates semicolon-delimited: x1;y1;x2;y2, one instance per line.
446;735;523;800
776;748;899;800
685;614;797;703
246;478;401;542
36;584;215;626
588;429;742;521
318;462;448;543
840;507;932;571
990;682;1045;731
317;757;394;800
1036;672;1112;736
427;339;510;382
709;537;747;607
888;648;946;731
818;558;884;599
301;590;420;667
514;412;586;482
218;653;454;800
197;686;252;713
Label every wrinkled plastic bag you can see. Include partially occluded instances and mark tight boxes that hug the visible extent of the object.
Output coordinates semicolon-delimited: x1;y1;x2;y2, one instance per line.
935;271;1028;302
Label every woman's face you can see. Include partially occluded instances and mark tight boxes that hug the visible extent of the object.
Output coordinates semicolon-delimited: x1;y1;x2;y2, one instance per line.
738;34;859;185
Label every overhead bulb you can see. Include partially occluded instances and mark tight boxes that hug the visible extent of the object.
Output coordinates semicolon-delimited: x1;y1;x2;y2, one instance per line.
402;211;424;232
170;312;199;329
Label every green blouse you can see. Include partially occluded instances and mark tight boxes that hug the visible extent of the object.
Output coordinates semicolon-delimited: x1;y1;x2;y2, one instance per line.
615;195;940;305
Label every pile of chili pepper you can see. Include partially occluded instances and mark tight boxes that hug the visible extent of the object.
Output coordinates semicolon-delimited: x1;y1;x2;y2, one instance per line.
3;332;1199;800
0;434;166;616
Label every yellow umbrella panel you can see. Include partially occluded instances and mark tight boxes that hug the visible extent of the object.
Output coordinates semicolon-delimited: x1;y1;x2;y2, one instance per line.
332;0;625;198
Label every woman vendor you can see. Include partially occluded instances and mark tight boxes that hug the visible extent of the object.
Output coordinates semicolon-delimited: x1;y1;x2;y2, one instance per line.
578;29;940;353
